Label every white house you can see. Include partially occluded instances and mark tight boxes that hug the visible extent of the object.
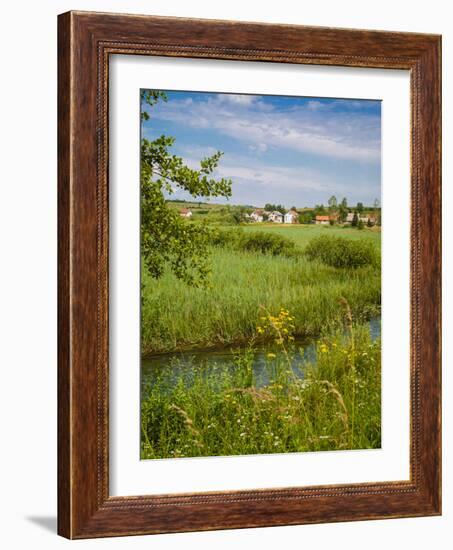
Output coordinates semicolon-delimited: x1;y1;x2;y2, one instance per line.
250;209;264;222
345;212;376;225
180;208;193;218
268;211;283;223
284;209;299;224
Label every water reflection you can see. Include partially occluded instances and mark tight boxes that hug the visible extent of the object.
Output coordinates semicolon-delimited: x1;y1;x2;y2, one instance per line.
141;317;381;395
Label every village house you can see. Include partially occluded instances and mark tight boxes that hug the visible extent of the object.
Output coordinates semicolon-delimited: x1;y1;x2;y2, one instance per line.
250;209;264;223
284;209;299;224
360;215;376;225
344;212;376;225
268;211;284;223
315;215;331;225
179;208;193;218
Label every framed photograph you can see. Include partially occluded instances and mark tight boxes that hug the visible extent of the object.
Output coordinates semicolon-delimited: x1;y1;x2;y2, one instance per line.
58;11;441;538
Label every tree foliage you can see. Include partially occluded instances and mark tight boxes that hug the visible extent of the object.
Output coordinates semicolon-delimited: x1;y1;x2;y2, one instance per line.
336;197;347;222
264;203;286;214
141;90;232;287
328;195;338;210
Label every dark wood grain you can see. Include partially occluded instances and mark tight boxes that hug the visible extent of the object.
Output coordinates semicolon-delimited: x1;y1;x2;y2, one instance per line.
57;10;441;539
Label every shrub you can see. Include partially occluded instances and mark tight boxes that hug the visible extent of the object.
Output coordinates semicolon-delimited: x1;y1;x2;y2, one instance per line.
209;227;243;248
210;229;298;257
305;235;379;268
237;231;297;256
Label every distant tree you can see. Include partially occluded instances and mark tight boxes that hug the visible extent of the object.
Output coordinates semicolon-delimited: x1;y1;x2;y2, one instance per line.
357;219;365;230
328;195;338;210
367;218;373;228
231;206;248;224
301;212;313;224
338;198;348;222
356;202;364;213
314;204;326;215
264;203;286;214
373;198;380;209
351;212;359;227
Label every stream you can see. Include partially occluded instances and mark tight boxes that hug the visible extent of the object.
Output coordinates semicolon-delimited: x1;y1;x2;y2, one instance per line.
141;317;381;393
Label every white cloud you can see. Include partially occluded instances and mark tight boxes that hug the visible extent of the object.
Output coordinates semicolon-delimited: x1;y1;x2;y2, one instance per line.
216;94;256;106
214;154;344;193
306;100;323;111
151;94;381;163
248;143;268;154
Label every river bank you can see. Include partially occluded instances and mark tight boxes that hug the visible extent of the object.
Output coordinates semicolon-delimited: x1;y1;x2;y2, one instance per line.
141;318;381;459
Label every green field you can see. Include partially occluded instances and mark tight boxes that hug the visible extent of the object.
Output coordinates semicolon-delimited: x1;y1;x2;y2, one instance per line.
141;223;381;355
241;223;381;246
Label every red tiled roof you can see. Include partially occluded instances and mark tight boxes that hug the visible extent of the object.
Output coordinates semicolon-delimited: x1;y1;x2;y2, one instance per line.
315;215;330;221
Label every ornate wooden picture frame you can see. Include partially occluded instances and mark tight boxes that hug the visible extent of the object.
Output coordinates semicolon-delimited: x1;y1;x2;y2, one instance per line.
58;11;441;539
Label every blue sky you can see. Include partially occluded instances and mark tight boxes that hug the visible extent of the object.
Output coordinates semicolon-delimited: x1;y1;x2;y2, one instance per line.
141;90;381;208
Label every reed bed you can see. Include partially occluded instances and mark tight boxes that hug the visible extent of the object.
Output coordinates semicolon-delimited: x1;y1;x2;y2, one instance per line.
141;248;380;355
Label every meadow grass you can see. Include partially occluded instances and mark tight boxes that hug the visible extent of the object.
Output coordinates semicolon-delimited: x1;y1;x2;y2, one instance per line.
141;225;381;354
241;222;381;247
141;319;381;458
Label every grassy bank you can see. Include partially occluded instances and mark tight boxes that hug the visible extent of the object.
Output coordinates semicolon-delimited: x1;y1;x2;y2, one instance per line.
141;319;381;458
141;225;381;355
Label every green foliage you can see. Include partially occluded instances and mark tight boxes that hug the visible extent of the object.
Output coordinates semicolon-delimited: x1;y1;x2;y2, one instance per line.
209;227;243;247
140;90;232;286
141;321;381;458
356;202;364;213
338;198;348;222
305;235;379;269
264;203;286;214
357;219;365;230
351;212;359;227
210;228;298;257
141;90;168;120
328;195;338;209
191;204;249;226
237;231;297;256
300;212;314;224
